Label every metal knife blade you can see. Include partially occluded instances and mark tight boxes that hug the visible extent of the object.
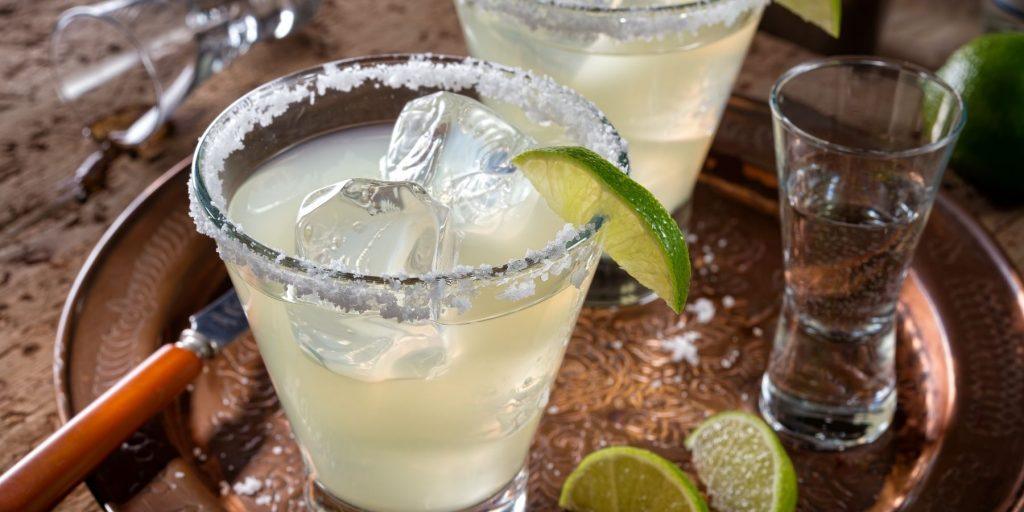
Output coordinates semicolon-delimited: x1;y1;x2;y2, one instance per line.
184;289;248;356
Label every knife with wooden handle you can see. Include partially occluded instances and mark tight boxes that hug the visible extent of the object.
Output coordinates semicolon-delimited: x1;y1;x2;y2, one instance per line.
0;290;248;512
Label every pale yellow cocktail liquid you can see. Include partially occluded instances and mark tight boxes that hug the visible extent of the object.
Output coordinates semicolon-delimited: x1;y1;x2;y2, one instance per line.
226;124;596;511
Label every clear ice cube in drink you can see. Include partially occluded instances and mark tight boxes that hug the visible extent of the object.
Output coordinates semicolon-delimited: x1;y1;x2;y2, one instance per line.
288;304;449;382
380;91;537;226
292;178;454;382
295;177;457;275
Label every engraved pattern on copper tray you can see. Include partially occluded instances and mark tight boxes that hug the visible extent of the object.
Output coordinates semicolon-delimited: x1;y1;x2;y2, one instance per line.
55;105;1024;512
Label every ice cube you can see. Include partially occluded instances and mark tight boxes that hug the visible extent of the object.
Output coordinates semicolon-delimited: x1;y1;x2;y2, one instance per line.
294;178;457;275
288;302;449;382
380;92;537;225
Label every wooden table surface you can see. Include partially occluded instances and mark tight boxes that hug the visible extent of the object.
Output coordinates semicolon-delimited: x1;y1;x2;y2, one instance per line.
1;0;1020;510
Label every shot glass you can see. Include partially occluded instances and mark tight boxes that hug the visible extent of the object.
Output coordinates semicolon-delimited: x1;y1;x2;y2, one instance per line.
52;0;319;147
759;57;965;449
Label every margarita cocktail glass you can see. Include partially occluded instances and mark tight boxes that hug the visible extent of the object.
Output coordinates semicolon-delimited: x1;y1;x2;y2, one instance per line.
190;55;628;511
455;0;764;216
455;0;765;303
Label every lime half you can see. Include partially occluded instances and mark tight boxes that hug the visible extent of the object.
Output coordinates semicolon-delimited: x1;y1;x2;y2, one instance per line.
685;412;797;512
775;0;842;37
512;147;689;312
560;446;708;512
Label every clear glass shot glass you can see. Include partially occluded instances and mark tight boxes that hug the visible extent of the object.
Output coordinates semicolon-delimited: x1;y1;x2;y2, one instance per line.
454;0;765;306
51;0;319;148
760;57;965;449
191;54;628;511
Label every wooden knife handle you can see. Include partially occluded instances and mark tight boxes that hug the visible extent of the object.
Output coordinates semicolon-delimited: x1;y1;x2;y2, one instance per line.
0;343;203;512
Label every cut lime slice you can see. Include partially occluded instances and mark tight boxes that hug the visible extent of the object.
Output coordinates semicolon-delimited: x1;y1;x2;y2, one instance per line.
685;411;798;512
560;446;708;512
775;0;842;37
512;147;689;312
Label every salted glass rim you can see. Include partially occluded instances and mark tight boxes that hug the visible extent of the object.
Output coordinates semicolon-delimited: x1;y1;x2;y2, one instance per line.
462;0;767;40
190;53;627;289
534;0;758;14
769;56;967;159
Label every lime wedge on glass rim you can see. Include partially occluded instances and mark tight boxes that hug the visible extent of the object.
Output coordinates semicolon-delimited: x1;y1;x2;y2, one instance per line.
559;446;708;512
512;147;689;313
685;411;798;512
775;0;842;38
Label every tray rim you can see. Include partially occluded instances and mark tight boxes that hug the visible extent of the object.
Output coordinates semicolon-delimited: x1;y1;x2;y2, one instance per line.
53;155;1024;511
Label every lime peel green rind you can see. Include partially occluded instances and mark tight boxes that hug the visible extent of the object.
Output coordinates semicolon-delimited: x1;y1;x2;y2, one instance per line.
512;147;690;313
937;32;1024;198
559;446;709;512
685;411;798;512
775;0;842;38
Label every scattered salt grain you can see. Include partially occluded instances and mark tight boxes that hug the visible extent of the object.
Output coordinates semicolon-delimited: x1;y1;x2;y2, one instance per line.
233;476;263;496
752;326;764;337
255;495;273;506
687;298;716;324
661;332;701;365
722;295;735;308
272;445;283;455
173;471;184;479
720;349;740;369
717;238;728;248
610;340;623;350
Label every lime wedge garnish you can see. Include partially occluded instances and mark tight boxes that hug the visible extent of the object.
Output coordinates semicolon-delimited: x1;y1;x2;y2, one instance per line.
560;446;709;512
685;412;798;512
776;0;842;37
512;147;690;313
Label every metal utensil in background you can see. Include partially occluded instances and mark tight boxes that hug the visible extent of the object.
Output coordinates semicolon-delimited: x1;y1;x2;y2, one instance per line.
0;0;321;242
0;290;248;512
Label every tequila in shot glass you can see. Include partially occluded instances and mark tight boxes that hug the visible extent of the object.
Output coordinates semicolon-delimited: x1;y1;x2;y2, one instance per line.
760;57;965;449
455;0;765;217
190;55;628;511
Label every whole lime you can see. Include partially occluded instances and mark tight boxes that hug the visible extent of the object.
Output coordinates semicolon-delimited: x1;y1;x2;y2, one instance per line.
937;33;1024;199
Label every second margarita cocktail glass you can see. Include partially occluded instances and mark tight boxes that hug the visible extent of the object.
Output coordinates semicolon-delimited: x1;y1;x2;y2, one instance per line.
456;0;765;215
455;0;765;303
190;55;629;511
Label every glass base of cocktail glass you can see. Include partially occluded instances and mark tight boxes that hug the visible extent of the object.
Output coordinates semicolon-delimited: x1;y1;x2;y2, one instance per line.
191;55;628;512
306;468;528;512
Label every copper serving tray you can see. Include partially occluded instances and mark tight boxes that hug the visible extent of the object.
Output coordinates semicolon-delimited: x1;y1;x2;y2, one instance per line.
55;98;1024;511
